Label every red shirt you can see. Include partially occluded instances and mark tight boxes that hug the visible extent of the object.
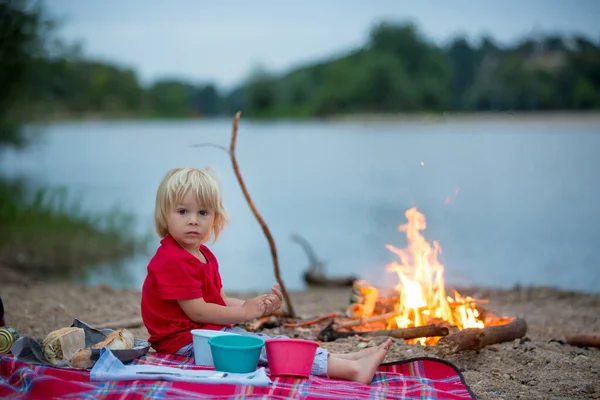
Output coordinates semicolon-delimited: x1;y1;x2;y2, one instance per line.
141;234;228;354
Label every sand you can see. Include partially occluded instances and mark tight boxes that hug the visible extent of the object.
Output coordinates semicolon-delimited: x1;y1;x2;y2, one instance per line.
2;282;599;400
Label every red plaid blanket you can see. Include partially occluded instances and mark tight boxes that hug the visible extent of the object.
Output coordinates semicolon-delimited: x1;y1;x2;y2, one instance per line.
0;352;476;399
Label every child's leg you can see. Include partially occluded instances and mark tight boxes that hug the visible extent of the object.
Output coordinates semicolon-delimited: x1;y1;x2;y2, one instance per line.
326;343;389;384
222;327;329;376
334;339;392;360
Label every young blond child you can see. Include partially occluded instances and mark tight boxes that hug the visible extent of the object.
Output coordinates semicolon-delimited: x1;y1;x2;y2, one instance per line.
140;167;391;384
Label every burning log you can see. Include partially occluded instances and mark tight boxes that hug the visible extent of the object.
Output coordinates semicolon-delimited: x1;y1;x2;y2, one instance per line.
564;334;600;348
336;311;400;329
436;317;527;354
318;322;449;342
283;313;339;328
476;307;512;326
245;314;283;331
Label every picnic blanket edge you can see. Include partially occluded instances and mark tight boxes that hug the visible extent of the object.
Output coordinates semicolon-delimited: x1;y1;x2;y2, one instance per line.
382;356;478;400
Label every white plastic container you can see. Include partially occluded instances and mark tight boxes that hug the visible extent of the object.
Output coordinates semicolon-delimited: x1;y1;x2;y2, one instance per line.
191;329;239;366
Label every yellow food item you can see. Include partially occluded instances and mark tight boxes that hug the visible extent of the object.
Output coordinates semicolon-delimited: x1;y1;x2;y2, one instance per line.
42;327;86;366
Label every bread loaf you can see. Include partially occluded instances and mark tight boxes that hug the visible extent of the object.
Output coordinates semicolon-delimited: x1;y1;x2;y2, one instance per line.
42;327;86;366
93;329;135;350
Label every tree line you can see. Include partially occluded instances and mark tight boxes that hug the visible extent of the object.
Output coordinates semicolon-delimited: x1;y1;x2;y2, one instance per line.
2;1;600;127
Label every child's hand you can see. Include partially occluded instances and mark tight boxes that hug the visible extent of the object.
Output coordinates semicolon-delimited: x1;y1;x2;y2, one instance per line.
269;284;283;312
261;294;281;315
270;284;283;301
242;297;268;320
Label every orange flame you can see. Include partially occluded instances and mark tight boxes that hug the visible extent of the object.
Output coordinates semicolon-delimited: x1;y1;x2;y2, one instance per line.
386;207;484;343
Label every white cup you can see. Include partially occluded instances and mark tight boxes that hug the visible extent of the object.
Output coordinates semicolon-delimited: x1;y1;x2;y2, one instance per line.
191;329;239;366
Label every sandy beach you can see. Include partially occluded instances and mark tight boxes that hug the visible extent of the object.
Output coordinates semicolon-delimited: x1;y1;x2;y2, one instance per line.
2;281;599;400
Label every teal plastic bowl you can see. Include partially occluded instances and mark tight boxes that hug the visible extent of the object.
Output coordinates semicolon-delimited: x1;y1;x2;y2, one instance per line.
208;335;265;373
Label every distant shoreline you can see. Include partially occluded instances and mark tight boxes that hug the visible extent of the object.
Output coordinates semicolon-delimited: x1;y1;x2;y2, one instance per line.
23;111;600;125
330;111;600;125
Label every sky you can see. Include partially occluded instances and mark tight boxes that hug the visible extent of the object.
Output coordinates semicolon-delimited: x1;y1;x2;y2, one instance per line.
45;0;600;89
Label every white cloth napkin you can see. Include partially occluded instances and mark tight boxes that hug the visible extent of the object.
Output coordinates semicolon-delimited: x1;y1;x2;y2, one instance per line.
90;348;272;387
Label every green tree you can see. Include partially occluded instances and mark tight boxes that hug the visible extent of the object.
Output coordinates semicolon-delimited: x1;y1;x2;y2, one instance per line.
147;79;194;117
446;37;479;110
0;0;50;147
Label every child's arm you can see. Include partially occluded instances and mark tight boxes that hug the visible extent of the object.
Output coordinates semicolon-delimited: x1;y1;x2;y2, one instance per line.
178;295;275;325
221;284;283;309
220;290;246;307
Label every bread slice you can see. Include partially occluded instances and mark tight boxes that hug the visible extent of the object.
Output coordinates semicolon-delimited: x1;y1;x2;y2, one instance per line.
42;327;86;366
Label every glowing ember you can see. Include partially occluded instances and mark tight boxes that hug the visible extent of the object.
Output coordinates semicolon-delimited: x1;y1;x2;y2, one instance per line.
386;207;484;344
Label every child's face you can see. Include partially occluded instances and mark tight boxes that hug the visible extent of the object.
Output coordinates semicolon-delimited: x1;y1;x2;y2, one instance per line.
166;190;215;250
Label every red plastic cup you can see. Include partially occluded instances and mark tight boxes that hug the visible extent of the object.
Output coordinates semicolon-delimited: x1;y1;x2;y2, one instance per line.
265;338;319;378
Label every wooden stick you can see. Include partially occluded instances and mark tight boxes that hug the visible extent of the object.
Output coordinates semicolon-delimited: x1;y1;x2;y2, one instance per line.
335;311;400;329
228;113;295;318
283;313;338;328
436;317;527;354
565;334;600;348
194;114;295;317
319;323;448;342
194;113;296;317
94;317;144;330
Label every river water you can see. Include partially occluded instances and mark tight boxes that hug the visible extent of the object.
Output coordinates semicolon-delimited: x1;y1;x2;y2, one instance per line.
2;117;599;293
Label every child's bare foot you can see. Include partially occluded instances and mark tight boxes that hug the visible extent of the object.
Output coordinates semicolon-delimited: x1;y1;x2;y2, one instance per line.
334;346;377;360
353;344;389;385
326;341;391;384
378;338;393;352
335;339;393;360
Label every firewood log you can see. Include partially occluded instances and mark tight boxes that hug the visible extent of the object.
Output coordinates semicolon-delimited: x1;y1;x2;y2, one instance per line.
318;322;448;342
436;317;527;354
565;334;600;348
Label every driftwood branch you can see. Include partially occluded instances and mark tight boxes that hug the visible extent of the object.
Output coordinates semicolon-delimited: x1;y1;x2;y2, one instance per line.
94;317;144;330
290;233;321;268
436;317;528;354
227;112;295;318
565;334;600;348
291;233;356;287
303;271;356;287
318;322;448;342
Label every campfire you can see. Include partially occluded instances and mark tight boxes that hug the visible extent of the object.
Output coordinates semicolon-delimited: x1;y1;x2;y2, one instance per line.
303;207;528;353
350;207;486;345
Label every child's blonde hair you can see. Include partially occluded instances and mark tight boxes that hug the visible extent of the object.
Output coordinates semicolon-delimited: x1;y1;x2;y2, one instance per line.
154;167;229;242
